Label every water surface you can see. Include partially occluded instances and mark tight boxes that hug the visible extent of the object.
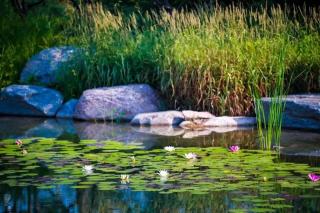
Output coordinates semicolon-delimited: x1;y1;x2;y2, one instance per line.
1;116;320;212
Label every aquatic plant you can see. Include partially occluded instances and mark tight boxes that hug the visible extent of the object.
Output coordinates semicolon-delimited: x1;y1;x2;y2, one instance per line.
252;46;289;150
21;149;28;155
229;145;240;153
184;153;197;160
157;170;169;178
164;146;175;152
83;165;94;175
1;138;320;212
308;173;320;182
15;139;22;147
120;174;130;184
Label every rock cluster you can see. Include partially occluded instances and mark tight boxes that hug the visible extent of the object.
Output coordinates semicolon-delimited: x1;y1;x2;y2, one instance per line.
2;47;318;131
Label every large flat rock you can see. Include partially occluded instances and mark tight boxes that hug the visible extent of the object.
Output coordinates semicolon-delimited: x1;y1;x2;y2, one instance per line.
74;84;164;121
261;94;320;130
131;111;184;126
20;46;77;86
0;85;63;117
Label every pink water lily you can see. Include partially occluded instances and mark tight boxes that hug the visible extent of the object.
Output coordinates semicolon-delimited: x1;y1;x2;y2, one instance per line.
308;173;320;182
16;139;23;147
229;145;240;153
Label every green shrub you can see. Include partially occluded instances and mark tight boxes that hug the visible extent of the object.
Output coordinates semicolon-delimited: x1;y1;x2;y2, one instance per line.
0;0;71;88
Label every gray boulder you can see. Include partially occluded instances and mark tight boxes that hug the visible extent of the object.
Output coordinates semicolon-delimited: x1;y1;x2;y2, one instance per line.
20;46;77;85
56;99;78;119
203;116;257;127
131;111;184;126
261;94;320;130
74;84;164;121
0;85;63;117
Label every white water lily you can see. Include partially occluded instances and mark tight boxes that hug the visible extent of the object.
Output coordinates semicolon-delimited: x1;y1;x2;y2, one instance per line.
121;174;130;181
157;170;169;177
82;165;93;175
120;174;130;183
164;146;175;152
184;153;197;160
130;156;136;163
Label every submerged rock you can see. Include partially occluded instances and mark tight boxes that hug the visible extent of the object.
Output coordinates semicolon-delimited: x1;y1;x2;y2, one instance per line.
131;111;184;126
20;46;77;86
56;99;78;119
203;116;257;127
0;85;63;117
261;94;320;130
74;84;164;121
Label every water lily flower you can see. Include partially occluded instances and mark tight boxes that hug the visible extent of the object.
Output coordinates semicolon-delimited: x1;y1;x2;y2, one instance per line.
157;170;169;177
184;153;197;160
308;173;320;182
229;145;240;153
164;146;175;152
82;165;93;175
130;156;136;163
120;174;130;184
16;139;23;147
21;149;28;155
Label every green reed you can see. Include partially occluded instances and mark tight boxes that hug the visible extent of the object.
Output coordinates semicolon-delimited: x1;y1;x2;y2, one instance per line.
252;44;288;150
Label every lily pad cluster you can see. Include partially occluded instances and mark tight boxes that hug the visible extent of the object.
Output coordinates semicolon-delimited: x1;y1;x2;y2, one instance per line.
0;138;320;212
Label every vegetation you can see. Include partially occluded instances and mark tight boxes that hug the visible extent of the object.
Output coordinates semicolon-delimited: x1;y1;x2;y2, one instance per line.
1;1;320;116
1;138;320;212
0;1;70;88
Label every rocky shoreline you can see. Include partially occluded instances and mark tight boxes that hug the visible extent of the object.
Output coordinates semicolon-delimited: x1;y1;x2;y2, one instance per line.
0;46;319;130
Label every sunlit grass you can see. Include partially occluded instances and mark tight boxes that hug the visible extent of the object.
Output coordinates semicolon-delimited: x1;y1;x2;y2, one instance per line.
58;4;320;115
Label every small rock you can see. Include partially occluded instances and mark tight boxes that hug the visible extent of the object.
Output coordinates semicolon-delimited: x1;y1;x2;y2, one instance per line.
74;84;164;121
0;85;63;117
203;116;257;127
131;111;184;126
182;110;215;120
56;99;78;119
20;46;77;86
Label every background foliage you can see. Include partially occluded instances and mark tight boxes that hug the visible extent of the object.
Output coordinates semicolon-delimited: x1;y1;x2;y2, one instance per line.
0;0;319;115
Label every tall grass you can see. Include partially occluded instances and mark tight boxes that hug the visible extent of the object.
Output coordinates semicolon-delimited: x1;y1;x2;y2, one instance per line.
57;4;320;115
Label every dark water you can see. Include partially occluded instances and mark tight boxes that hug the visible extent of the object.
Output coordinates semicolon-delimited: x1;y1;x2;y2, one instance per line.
1;116;320;213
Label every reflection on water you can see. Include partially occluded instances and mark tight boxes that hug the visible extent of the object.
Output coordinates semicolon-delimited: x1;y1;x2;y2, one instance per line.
1;185;319;213
1;116;320;212
1;116;320;156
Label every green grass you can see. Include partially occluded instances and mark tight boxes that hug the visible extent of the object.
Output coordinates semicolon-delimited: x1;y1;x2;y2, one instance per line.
57;4;320;115
1;3;320;116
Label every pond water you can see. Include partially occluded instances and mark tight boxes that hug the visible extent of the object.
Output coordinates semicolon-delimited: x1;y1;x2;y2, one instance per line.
0;116;320;212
